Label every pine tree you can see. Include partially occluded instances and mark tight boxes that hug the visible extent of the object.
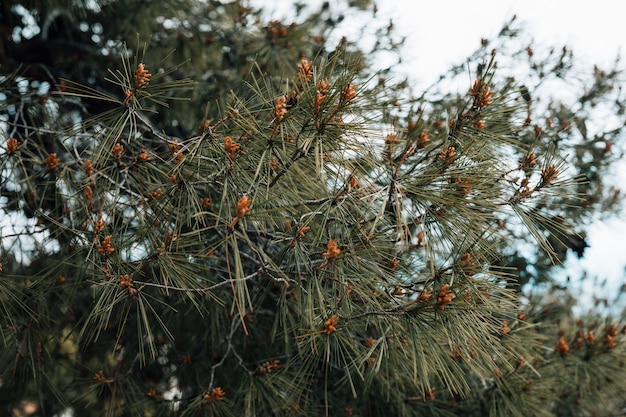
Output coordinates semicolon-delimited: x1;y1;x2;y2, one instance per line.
1;1;625;416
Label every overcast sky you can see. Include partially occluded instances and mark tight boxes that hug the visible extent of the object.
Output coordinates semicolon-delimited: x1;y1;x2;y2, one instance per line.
374;0;624;83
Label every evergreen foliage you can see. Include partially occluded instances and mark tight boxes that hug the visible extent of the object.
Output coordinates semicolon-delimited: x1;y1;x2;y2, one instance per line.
1;1;625;416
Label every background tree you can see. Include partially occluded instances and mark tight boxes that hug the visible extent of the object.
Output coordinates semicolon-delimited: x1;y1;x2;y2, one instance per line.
1;1;625;416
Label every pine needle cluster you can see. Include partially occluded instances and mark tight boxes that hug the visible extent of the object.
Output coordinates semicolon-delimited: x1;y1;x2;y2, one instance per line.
1;2;625;417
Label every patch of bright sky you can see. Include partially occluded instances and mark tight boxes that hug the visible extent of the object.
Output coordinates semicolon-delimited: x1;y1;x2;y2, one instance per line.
373;1;622;86
249;0;626;312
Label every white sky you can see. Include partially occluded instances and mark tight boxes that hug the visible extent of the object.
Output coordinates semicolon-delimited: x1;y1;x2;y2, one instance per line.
251;0;626;311
374;0;624;85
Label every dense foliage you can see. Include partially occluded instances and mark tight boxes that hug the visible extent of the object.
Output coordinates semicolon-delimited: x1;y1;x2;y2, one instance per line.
1;1;625;416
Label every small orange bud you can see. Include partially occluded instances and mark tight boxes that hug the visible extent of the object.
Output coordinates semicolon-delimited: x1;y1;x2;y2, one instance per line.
323;315;339;334
6;137;20;155
97;235;115;256
322;239;341;262
437;284;454;310
137;148;150;161
46;153;60;171
83;159;94;176
229;195;252;229
416;131;430;148
556;336;569;356
341;84;357;103
134;63;152;88
112;143;124;160
275;96;287;120
224;136;240;158
204;387;225;402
